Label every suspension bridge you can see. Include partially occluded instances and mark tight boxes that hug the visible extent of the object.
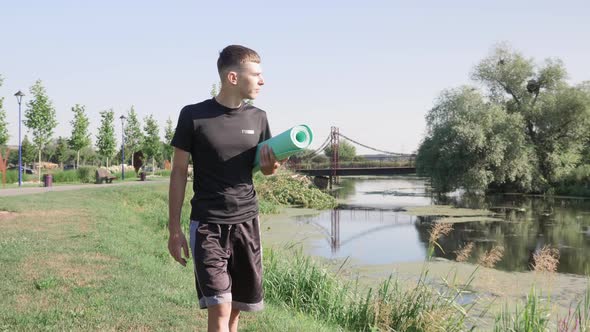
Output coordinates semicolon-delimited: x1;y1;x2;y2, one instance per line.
289;127;416;187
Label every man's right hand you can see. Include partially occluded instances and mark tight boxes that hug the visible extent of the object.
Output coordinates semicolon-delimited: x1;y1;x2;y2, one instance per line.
168;231;190;266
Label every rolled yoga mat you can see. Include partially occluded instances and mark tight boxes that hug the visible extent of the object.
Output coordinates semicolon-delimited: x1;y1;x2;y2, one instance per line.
253;124;313;173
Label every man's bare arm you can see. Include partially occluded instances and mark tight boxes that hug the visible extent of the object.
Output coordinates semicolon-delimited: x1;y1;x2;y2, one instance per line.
168;147;191;266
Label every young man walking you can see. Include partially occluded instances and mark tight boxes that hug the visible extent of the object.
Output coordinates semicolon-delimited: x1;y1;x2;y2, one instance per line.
167;45;281;332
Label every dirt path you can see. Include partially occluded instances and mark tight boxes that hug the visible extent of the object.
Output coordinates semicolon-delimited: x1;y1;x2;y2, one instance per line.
0;178;168;197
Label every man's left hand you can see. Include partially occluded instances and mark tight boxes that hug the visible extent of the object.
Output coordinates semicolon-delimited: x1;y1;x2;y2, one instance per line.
260;145;287;175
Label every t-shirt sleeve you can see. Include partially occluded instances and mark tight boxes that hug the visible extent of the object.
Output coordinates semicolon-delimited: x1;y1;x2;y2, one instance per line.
259;112;272;143
171;106;194;152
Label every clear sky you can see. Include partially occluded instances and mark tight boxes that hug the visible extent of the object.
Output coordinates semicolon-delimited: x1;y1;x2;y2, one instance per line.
1;0;589;154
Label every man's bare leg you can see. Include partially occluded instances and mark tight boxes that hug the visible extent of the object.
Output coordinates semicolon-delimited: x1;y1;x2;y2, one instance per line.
208;303;231;332
229;308;240;332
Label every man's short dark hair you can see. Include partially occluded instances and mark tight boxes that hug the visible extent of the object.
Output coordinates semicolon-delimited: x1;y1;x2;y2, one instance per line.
217;45;261;76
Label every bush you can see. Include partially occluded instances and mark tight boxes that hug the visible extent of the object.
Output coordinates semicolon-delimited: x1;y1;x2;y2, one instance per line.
554;165;590;197
112;171;137;180
77;166;97;183
253;170;337;210
49;170;79;183
1;170;32;184
155;170;171;177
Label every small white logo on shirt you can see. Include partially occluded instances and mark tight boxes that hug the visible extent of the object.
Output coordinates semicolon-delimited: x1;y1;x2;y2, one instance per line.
241;129;255;135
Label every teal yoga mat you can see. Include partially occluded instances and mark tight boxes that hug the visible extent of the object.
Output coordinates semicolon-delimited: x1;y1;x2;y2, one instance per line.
253;124;313;172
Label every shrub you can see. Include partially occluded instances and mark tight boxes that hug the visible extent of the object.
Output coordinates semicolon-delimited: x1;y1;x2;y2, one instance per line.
77;166;97;183
155;170;171;177
253;170;337;210
555;165;590;197
49;170;79;183
1;170;33;184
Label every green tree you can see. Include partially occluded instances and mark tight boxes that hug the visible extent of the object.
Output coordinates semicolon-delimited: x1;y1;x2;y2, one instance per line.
210;83;219;97
96;109;117;167
324;140;357;161
69;104;91;169
24;79;58;181
417;43;590;193
163;117;174;162
471;43;590;184
0;75;8;146
54;137;72;167
44;139;57;163
21;135;36;167
143;114;160;175
124;106;143;167
417;87;534;192
79;146;98;166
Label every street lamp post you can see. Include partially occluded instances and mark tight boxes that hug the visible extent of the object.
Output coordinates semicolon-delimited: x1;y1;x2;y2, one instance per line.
14;91;24;187
120;115;126;180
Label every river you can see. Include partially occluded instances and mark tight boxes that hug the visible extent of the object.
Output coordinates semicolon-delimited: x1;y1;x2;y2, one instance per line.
291;176;590;275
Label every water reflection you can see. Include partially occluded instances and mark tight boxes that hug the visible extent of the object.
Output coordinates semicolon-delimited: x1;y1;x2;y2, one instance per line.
295;176;590;275
296;207;426;264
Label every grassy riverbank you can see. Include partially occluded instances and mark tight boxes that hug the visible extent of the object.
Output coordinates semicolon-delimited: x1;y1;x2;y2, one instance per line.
0;176;468;331
0;182;341;331
2;173;587;331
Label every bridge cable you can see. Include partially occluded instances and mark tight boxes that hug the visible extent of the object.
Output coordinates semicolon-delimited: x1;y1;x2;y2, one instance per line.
297;134;331;159
337;133;413;156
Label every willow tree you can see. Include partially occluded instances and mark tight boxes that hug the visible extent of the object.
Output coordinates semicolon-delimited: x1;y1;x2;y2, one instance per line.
417;43;590;193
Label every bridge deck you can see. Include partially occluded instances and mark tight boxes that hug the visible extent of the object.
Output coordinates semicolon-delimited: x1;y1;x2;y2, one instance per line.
295;167;416;176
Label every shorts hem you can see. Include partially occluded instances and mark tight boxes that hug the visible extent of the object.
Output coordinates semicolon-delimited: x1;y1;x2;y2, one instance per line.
232;299;264;312
198;293;232;309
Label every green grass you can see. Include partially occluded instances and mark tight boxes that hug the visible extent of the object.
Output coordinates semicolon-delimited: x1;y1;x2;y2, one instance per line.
493;285;590;332
0;178;474;331
0;170;34;185
5;178;576;331
493;288;552;331
264;247;475;331
0;183;341;331
557;285;590;331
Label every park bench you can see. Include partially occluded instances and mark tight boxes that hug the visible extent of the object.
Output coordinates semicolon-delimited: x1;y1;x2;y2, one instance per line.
95;168;117;184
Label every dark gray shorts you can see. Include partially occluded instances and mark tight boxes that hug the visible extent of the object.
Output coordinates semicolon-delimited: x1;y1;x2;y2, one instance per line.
189;217;264;311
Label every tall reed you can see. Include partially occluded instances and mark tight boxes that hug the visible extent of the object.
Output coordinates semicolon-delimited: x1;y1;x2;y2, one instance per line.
263;248;471;331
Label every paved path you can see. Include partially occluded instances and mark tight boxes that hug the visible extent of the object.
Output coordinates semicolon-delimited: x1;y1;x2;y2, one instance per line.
0;179;169;197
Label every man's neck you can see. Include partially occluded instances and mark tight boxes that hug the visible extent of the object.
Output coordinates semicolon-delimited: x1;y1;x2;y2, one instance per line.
215;90;243;109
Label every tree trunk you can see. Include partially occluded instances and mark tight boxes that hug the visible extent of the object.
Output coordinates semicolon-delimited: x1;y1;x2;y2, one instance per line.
152;157;155;176
38;149;42;183
77;150;80;169
107;157;109;168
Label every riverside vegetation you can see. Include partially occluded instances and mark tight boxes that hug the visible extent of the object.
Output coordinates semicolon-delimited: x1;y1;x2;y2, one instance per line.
1;172;589;331
416;43;590;197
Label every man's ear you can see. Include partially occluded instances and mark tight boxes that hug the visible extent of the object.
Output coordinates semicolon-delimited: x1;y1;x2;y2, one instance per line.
227;70;238;85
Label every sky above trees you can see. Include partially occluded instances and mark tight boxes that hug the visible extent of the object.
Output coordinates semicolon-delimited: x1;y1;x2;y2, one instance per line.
1;1;589;154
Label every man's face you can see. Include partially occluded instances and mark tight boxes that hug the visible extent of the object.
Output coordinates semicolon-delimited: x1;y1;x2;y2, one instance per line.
236;61;264;100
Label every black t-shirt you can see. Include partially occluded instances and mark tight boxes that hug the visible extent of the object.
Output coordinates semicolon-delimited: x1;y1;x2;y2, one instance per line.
171;98;272;224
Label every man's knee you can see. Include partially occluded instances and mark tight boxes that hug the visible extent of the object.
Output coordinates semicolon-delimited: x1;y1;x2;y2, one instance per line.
208;303;232;319
229;308;240;321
